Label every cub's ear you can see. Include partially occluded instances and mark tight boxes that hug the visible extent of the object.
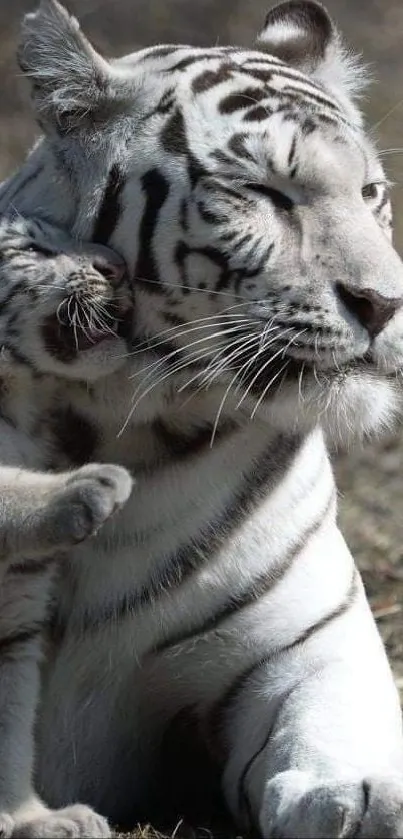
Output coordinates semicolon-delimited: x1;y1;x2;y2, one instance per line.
256;1;367;105
18;0;125;132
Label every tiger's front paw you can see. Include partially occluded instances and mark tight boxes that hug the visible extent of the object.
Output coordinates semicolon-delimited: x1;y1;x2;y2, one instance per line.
11;803;110;838
0;813;14;839
260;771;403;838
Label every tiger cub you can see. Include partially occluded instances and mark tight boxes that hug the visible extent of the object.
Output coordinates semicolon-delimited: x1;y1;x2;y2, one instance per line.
0;214;133;837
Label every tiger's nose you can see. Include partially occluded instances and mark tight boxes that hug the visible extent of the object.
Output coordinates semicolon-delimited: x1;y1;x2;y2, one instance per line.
336;283;403;338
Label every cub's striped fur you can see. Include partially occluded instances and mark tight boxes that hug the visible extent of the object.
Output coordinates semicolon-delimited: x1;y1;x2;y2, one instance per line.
0;216;132;837
2;0;403;836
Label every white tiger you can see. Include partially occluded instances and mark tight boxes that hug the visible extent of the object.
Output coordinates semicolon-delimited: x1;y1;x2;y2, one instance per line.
1;0;403;836
0;215;133;838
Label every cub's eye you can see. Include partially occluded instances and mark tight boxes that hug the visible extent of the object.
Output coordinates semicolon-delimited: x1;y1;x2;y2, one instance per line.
26;244;54;257
362;182;380;200
244;183;294;211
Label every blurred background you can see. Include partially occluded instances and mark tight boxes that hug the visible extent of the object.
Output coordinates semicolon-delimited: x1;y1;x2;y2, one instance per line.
0;0;403;699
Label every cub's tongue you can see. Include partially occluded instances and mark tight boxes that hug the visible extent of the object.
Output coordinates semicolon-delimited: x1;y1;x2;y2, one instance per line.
75;322;119;351
41;310;122;363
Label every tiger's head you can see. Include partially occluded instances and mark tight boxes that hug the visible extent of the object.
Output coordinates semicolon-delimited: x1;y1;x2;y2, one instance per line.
6;0;403;440
0;215;132;381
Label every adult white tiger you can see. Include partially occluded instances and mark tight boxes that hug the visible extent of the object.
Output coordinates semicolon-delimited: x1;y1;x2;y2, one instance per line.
2;0;403;836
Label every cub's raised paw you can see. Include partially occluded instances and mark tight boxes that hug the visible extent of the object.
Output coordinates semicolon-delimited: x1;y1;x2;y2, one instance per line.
11;803;111;838
0;813;14;839
260;771;403;838
44;463;133;547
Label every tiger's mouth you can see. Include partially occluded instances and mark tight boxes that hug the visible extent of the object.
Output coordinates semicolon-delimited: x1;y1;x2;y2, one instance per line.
218;340;394;407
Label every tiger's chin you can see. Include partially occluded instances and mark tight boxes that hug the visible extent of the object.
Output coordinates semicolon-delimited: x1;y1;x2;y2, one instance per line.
255;368;401;448
305;370;401;447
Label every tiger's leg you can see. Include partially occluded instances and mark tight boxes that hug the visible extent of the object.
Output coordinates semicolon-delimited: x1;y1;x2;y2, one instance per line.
0;463;132;838
217;531;403;838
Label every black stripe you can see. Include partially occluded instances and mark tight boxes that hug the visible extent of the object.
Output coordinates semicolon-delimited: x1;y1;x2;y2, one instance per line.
10;557;54;575
4;344;39;374
161;108;189;156
141;89;176;122
219;88;268;115
219;230;238;244
242;243;275;279
348;781;371;838
317;112;339;128
92;164;125;245
135;168;170;293
180;198;189;232
243;105;272;122
0;627;42;661
287;133;297;169
0;281;26;309
282;83;338;112
209;149;235;167
228;133;254;162
153;491;335;655
207;567;359;755
153;418;235;461
145;46;178;59
237;67;274;84
197;201;228;226
232;233;253;252
238;63;340;109
160;109;205;189
168;54;214;73
375;191;390;216
289;567;359;649
245;184;293;212
192;65;234;94
216;184;254;205
79;434;302;631
174;241;231;294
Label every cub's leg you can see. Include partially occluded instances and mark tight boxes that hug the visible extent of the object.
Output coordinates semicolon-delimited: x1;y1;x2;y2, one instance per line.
0;463;133;567
217;539;403;838
0;462;133;838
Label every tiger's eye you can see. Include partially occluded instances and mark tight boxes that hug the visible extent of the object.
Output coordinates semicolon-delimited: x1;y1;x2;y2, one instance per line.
362;183;378;199
245;183;294;211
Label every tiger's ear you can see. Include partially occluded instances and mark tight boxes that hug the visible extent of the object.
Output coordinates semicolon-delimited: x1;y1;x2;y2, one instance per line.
256;1;366;103
18;0;127;132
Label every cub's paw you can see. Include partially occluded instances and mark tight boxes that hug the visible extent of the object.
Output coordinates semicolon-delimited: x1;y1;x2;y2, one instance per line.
0;813;14;838
43;463;133;547
260;771;403;838
11;803;111;838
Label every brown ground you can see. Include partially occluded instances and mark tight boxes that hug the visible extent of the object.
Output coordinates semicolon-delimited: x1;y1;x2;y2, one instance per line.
1;1;403;836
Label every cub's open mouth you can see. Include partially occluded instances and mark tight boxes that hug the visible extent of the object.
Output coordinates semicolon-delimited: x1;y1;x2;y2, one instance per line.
41;301;133;363
70;321;120;352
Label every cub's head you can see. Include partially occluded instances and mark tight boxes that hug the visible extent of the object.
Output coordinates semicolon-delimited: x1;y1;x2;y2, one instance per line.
8;0;403;439
0;215;132;381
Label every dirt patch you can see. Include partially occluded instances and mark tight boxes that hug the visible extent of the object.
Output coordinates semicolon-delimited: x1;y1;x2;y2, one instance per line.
336;433;403;700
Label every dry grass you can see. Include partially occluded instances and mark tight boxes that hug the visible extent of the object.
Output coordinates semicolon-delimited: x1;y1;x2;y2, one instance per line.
114;823;245;838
